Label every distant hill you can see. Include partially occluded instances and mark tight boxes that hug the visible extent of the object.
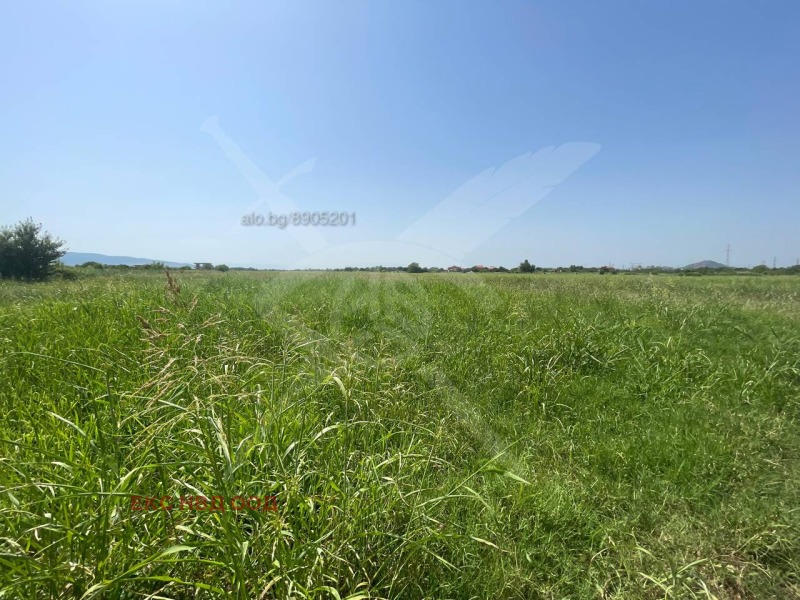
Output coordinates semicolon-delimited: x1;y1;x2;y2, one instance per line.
682;260;729;270
62;252;191;268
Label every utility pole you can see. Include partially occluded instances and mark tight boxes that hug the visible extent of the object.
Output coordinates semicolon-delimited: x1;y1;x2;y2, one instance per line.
726;244;731;267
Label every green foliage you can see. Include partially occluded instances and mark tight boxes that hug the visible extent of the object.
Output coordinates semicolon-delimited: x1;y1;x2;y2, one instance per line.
52;264;80;280
406;261;423;273
0;272;798;598
0;218;66;281
214;264;230;272
519;259;534;273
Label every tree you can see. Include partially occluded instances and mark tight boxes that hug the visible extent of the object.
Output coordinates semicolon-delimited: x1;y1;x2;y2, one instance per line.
215;264;230;272
80;261;104;269
0;218;66;281
518;259;535;273
138;261;165;270
407;262;423;273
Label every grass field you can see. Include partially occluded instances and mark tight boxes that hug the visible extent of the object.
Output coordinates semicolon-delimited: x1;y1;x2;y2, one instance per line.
1;271;798;599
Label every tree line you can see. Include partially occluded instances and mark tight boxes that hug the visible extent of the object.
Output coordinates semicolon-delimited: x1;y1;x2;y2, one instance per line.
2;218;799;281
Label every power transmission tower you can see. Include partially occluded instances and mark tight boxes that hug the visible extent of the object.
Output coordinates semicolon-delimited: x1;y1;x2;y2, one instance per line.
773;257;777;269
726;244;731;266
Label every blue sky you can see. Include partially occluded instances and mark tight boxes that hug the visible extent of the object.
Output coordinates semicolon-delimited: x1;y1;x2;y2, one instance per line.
1;0;798;268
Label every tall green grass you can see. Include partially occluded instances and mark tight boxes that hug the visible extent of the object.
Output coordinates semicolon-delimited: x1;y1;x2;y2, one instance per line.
1;272;798;598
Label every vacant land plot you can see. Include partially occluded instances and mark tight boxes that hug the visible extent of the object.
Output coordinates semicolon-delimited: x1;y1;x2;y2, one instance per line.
1;272;798;599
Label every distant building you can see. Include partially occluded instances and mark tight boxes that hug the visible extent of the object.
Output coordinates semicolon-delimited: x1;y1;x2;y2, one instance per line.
194;262;213;270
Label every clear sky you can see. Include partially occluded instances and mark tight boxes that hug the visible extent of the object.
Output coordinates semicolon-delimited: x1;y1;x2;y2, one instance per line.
1;0;798;269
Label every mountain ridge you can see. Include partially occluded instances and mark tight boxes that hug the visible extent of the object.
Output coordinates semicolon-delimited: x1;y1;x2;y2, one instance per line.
682;260;729;270
61;252;191;268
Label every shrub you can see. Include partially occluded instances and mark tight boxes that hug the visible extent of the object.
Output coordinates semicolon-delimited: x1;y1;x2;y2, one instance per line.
80;261;105;269
0;218;66;281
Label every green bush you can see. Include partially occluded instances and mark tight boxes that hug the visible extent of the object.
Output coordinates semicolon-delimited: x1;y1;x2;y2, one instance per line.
0;218;66;281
